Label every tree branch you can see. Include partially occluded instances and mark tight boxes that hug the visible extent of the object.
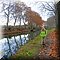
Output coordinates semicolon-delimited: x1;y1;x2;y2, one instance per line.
46;2;55;11
41;2;55;14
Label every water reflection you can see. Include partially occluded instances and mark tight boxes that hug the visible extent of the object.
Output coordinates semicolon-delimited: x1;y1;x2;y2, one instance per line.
0;31;40;59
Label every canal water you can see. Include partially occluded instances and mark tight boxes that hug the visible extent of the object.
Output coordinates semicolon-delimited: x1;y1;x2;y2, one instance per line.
0;31;40;59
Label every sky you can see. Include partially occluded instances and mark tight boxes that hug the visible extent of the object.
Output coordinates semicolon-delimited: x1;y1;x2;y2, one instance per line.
0;0;58;26
0;0;55;21
0;0;59;25
20;0;55;21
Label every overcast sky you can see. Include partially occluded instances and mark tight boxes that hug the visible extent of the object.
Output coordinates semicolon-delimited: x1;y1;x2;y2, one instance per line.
0;0;59;26
20;0;55;20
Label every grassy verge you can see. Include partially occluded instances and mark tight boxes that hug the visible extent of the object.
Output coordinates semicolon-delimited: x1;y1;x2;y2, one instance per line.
9;29;51;60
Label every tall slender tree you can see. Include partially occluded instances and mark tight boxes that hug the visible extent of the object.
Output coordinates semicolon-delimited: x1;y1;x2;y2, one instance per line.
2;2;14;28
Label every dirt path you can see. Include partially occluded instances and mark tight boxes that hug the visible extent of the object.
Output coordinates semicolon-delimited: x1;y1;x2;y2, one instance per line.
38;29;60;60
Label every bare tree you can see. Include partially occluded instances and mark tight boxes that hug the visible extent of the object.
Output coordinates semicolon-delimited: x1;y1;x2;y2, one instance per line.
34;1;55;16
13;2;24;28
33;1;57;29
13;2;29;29
2;2;14;28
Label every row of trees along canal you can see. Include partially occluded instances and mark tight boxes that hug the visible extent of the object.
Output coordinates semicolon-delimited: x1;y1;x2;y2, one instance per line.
1;1;44;35
1;1;57;35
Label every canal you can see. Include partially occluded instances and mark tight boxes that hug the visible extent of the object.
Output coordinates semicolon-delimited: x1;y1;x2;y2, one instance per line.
0;31;40;59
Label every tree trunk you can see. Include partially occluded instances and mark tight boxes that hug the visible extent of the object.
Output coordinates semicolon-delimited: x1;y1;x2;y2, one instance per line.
23;19;26;29
7;15;9;29
19;17;21;28
7;8;9;29
14;19;16;27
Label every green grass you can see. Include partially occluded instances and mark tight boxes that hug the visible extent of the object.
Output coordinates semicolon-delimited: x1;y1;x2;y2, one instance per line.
9;29;51;60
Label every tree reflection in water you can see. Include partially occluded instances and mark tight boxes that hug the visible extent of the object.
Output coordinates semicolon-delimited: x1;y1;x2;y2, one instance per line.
0;31;40;59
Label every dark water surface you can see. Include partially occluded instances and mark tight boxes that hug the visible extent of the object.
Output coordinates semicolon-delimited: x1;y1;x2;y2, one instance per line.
0;31;39;59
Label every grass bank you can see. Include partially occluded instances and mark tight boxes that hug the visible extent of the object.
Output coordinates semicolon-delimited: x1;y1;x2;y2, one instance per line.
9;29;51;60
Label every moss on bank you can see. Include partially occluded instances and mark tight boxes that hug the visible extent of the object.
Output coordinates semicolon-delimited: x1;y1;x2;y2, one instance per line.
9;29;51;60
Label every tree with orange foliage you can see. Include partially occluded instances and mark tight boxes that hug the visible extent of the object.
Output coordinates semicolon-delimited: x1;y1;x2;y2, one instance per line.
25;8;45;29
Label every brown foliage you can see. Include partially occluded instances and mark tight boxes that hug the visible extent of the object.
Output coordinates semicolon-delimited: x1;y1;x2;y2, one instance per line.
48;29;58;57
25;9;44;27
